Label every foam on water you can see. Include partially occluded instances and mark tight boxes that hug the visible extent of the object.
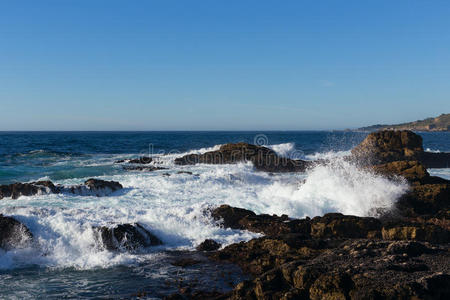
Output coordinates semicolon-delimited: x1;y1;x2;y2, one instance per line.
0;146;411;270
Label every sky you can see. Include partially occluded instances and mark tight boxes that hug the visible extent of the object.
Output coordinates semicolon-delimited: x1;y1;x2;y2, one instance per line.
0;0;449;131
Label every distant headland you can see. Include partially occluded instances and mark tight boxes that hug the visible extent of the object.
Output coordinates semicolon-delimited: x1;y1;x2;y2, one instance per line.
358;113;450;132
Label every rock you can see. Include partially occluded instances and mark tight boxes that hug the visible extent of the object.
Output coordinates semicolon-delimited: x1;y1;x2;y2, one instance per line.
211;205;310;236
0;214;33;250
211;205;256;230
0;179;123;199
372;160;429;182
197;239;221;251
0;181;57;200
310;213;381;239
352;130;450;168
94;223;162;251
381;223;449;243
396;182;450;216
309;272;353;300
352;130;423;164
83;178;122;194
175;142;311;172
122;165;167;171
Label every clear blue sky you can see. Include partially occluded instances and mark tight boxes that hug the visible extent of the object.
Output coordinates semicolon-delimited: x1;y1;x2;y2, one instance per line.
1;0;449;130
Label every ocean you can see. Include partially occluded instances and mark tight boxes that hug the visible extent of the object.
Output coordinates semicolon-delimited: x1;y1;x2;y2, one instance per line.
0;131;449;298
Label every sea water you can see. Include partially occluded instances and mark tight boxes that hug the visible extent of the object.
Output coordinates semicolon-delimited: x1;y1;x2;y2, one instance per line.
0;131;449;298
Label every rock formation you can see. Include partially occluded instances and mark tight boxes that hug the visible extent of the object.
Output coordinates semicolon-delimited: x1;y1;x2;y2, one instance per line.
174;142;311;172
0;178;123;200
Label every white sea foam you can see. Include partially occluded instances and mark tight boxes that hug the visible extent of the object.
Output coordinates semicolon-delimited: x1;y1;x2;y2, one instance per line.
425;148;441;153
0;146;410;270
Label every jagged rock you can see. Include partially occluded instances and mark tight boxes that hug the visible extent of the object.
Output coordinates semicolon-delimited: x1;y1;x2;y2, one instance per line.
0;181;57;200
0;214;33;250
122;165;167;171
310;213;381;239
352;130;423;164
175;142;311;172
211;205;310;236
381;223;449;243
197;239;221;251
397;182;450;216
352;130;450;168
94;223;162;251
372;160;429;182
0;179;123;200
221;239;450;300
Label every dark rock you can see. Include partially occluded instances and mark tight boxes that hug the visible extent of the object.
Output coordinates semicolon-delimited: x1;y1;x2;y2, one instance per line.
381;223;449;243
0;214;33;250
211;205;256;230
122;165;167;171
94;223;162;251
197;239;221;251
0;179;123;199
0;181;57;200
83;178;122;194
372;160;429;182
311;213;381;239
174;142;311;172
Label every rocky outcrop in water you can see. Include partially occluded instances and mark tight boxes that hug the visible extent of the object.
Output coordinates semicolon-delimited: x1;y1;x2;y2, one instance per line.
94;223;162;251
0;214;33;250
174;142;311;172
352;130;450;168
115;157;153;164
0;178;123;200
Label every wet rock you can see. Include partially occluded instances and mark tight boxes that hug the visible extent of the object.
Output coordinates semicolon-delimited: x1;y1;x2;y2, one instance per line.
420;151;450;168
0;179;123;199
211;205;310;236
372;160;429;182
175;142;311;172
122;165;167;171
197;239;221;251
94;223;162;251
0;181;57;200
0;214;33;250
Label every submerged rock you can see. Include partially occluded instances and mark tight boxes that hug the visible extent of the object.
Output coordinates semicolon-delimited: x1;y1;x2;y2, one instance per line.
94;223;162;251
0;214;33;250
175;142;311;172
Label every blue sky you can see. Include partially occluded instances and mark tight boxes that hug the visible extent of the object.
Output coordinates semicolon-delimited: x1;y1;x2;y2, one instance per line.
0;0;449;130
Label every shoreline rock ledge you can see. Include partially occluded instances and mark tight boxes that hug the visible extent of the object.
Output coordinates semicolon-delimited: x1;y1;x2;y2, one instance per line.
166;130;450;300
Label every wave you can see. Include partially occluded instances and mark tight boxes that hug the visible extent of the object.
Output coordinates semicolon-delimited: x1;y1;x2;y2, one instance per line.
425;148;441;153
0;153;409;270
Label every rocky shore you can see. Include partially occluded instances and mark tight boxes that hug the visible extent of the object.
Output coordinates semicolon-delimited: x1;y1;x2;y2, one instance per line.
166;130;450;299
1;130;449;299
